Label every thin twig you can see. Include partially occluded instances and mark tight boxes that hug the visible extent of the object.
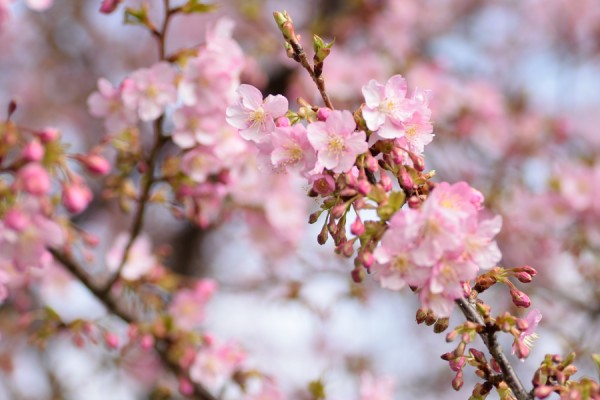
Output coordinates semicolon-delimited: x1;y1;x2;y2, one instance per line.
287;37;334;110
50;248;217;400
455;297;533;400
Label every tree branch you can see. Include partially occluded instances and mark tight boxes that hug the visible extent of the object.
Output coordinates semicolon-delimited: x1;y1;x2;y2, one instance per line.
49;248;217;400
455;297;533;400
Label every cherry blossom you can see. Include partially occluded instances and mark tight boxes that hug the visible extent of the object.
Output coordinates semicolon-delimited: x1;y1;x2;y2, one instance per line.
226;84;288;143
121;62;177;121
169;279;218;331
189;337;246;390
306;110;368;173
270;123;316;175
106;233;157;280
88;78;138;133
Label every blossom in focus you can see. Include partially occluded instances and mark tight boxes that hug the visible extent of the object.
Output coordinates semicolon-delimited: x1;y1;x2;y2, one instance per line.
307;110;368;173
270;123;316;175
226;84;288;143
88;78;138;132
359;372;395;400
362;75;412;133
189;337;246;390
121;62;177;121
106;233;156;280
169;279;218;331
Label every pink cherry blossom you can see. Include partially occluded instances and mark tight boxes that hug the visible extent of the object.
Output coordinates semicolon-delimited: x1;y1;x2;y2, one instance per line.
270;123;316;175
169;279;218;331
181;148;223;183
0;198;64;272
362;75;412;133
88;78;138;133
512;309;542;360
463;215;503;270
226;84;288;143
372;209;429;290
306;110;368;173
172;106;221;149
121;62;177;121
106;233;156;281
189;338;246;390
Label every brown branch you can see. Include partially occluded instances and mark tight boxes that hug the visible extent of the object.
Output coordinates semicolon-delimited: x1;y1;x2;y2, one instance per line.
102;0;175;294
287;37;334;110
49;248;217;400
455;297;533;400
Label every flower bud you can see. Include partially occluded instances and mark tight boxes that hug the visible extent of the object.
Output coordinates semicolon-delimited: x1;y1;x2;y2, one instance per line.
331;203;347;219
357;179;371;195
416;308;427;324
62;182;93;214
452;370;463;391
179;377;194;396
433;317;449;333
275;116;290;127
380;173;392;192
449;356;466;371
360;251;374;270
398;167;414;191
79;153;111;176
309;210;323;224
515;271;532;283
510;288;531;308
317;223;329;245
317;107;331;121
365;153;378;172
140;334;154;351
407;151;425;171
103;332;119;350
513;338;530;359
407;195;421;209
100;0;121;13
5;209;28;232
351;267;365;283
350;217;365;236
16;163;51;196
22;139;44;162
37;127;60;142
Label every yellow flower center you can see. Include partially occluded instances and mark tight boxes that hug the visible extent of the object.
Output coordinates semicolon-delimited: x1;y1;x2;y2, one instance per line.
328;135;346;156
249;108;266;127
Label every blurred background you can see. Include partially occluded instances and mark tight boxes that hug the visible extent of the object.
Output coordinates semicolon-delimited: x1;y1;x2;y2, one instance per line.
1;0;600;399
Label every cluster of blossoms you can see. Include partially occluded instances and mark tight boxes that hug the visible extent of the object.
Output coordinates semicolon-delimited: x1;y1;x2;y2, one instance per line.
227;71;503;317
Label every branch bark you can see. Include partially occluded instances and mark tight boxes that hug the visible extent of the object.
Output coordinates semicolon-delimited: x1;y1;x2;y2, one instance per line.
455;297;533;400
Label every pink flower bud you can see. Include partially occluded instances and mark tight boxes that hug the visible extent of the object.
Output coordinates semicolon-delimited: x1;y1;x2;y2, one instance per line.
380;173;392;192
317;107;331;121
62;182;93;214
515;271;532;283
275;116;290;127
16;163;51;196
4;209;28;231
177;378;193;396
361;251;374;269
350;217;365;236
510;288;531;308
100;0;121;13
452;370;463;391
140;334;154;351
22;139;44;162
79;154;111;176
365;153;378;172
391;147;405;165
408;152;425;172
37;127;59;142
449;356;466;371
331;203;347;219
104;332;119;349
398;167;414;190
357;179;371;195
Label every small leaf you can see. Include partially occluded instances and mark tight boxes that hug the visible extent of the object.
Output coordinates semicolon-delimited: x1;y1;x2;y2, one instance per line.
181;0;217;14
